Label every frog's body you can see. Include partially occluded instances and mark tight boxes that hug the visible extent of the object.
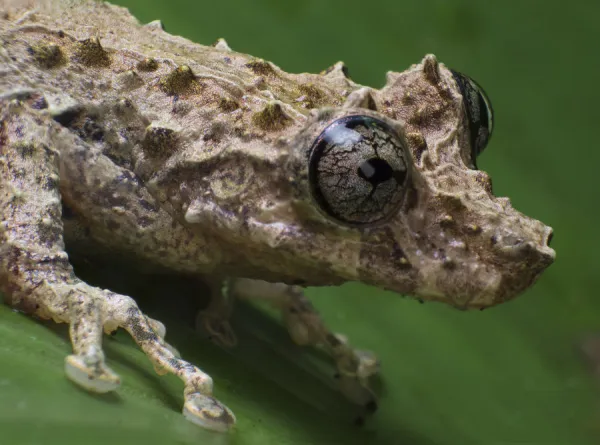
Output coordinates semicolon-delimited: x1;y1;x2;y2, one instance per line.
0;0;555;432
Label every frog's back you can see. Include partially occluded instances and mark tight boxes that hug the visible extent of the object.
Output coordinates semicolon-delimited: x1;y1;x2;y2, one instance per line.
0;0;360;220
0;0;353;136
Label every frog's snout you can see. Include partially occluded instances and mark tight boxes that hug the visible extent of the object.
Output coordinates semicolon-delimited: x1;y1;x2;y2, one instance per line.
485;221;555;305
546;228;554;247
493;224;555;269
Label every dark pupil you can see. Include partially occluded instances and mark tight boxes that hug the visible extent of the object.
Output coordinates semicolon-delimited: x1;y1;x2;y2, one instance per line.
358;158;393;185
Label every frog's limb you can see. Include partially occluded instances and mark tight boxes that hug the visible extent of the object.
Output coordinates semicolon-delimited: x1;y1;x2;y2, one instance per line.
101;290;235;431
62;284;120;392
1;100;120;392
229;278;379;409
0;100;234;432
196;278;238;348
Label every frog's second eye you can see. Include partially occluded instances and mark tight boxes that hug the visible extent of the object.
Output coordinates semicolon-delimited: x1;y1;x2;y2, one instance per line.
308;115;410;227
451;70;494;165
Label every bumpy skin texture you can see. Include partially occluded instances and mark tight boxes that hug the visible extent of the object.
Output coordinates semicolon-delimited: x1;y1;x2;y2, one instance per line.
0;0;555;432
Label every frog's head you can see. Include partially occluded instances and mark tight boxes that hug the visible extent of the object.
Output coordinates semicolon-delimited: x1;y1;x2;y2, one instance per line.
273;54;554;309
179;54;553;309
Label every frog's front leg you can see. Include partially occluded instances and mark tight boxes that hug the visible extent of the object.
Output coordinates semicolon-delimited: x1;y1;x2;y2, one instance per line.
0;100;234;432
228;278;379;411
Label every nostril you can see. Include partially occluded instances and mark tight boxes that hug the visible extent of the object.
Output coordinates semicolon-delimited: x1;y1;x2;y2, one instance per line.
501;234;524;247
547;230;554;246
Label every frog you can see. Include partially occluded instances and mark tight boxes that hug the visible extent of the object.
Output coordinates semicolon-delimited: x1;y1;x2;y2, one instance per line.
0;0;555;433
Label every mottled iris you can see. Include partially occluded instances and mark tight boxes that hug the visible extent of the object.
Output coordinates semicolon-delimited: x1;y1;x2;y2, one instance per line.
451;70;494;167
308;115;411;226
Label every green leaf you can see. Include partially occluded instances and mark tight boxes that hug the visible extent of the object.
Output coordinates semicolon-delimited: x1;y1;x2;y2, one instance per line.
2;281;598;445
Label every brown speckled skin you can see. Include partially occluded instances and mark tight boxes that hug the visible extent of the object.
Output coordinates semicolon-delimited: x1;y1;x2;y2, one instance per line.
0;0;555;432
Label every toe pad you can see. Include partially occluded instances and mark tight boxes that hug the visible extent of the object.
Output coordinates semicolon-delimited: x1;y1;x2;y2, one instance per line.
183;393;236;433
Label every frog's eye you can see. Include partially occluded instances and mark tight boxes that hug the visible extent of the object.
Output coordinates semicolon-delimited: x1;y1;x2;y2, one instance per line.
451;70;494;165
308;115;410;227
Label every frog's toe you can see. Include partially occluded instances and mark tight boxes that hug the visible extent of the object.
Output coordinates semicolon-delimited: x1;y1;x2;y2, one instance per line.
197;313;238;348
183;393;236;433
147;317;166;338
354;349;381;380
145;317;181;375
151;341;182;376
336;372;377;406
65;354;121;393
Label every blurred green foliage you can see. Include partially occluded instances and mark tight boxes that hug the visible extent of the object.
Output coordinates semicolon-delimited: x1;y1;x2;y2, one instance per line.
2;0;599;444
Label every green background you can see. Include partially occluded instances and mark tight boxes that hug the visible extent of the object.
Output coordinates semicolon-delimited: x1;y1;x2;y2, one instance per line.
1;1;599;444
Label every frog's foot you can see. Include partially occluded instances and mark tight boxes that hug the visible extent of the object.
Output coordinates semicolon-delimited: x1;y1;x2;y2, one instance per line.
334;339;381;384
45;283;117;393
229;278;380;412
333;344;380;409
4;263;232;432
195;279;238;348
183;393;236;432
65;354;121;393
54;284;235;431
97;290;236;432
196;312;238;348
61;284;235;432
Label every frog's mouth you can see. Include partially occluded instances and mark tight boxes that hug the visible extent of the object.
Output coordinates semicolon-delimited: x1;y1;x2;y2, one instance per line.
485;233;556;306
355;211;555;309
416;247;554;310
